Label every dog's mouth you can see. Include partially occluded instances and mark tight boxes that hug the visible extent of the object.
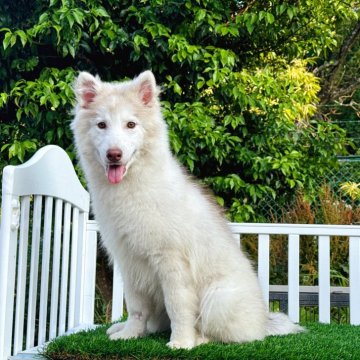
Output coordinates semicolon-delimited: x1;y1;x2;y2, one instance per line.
106;164;126;185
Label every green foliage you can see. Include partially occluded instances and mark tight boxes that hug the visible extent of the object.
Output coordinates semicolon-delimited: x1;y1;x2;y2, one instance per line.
0;0;355;221
340;182;360;202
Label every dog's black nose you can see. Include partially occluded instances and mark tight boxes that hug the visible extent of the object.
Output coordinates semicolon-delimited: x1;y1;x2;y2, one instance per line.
106;148;122;162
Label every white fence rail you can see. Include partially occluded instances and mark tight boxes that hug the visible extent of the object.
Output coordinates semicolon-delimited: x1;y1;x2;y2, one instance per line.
1;145;359;360
229;223;360;324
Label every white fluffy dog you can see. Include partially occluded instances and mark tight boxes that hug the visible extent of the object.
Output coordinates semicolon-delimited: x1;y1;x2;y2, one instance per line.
71;70;303;349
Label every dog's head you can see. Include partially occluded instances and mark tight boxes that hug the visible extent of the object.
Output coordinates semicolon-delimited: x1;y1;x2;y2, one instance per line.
72;71;164;184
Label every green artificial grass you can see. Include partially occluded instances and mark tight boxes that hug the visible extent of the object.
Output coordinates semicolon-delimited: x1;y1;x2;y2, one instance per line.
42;322;360;360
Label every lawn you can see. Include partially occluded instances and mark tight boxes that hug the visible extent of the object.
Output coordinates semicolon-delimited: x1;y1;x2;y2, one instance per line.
42;322;360;360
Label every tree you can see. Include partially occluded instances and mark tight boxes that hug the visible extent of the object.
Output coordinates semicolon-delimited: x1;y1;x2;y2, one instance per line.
0;0;356;221
313;12;360;153
315;14;360;108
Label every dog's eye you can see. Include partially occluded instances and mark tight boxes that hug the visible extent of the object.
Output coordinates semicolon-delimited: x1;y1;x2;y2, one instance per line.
97;122;107;129
127;121;136;129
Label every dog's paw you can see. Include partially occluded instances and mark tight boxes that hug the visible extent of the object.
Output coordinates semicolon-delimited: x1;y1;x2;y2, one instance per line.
108;326;144;341
195;335;209;346
106;322;126;335
166;339;196;350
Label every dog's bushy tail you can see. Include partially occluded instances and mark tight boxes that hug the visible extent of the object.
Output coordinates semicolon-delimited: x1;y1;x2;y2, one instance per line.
266;312;305;336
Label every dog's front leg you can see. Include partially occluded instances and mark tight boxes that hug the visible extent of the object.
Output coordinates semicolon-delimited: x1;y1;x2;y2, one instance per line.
154;255;198;349
107;285;150;340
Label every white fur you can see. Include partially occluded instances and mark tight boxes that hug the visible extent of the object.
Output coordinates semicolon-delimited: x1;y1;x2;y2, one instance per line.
71;70;303;349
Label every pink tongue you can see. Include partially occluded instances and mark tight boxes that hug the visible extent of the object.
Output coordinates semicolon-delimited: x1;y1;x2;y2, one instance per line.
107;165;126;184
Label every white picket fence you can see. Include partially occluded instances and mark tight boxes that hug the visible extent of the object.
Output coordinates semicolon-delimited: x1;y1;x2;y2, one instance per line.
0;145;359;360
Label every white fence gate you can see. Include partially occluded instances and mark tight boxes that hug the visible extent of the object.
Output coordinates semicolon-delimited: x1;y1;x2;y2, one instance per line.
1;145;359;360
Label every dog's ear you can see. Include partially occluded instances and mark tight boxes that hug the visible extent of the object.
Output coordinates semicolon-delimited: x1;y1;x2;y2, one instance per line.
135;71;158;106
74;72;100;108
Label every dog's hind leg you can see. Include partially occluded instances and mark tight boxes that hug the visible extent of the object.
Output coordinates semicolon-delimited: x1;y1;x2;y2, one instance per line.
198;282;267;343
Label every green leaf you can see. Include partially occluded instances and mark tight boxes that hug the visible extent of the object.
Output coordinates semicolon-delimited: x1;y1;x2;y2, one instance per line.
279;4;287;15
52;25;62;44
287;7;294;20
216;196;225;207
57;127;64;139
196;9;206;22
16;109;23;121
10;34;17;47
72;9;85;26
173;83;182;95
45;130;54;143
93;7;109;18
186;158;194;172
3;31;12;50
266;13;275;24
0;92;8;107
67;14;75;28
1;143;10;152
68;44;75;58
246;22;254;34
134;34;149;47
16;30;27;47
38;13;49;23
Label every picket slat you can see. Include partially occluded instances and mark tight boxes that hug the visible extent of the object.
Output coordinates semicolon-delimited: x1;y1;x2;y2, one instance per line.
288;234;300;323
318;235;331;323
258;234;270;307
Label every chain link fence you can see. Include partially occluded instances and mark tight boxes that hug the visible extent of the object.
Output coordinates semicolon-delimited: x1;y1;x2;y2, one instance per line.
256;156;360;222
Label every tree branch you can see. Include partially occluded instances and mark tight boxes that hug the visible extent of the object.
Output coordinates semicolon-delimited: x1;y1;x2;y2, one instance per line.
318;20;360;105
